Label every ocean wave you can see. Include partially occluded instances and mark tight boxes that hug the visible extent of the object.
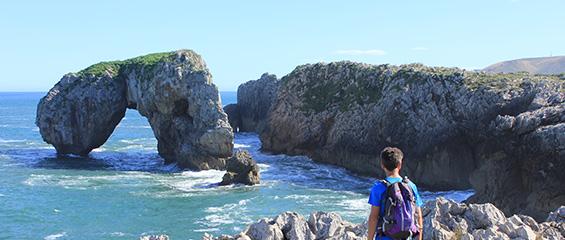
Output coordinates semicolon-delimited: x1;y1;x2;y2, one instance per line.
23;172;155;189
119;138;153;144
199;199;255;228
234;143;251;148
44;232;66;240
0;138;27;143
193;228;220;233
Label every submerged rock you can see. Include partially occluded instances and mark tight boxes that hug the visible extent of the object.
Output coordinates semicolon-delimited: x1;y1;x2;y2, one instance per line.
203;198;565;240
242;62;564;220
219;150;260;185
36;50;233;170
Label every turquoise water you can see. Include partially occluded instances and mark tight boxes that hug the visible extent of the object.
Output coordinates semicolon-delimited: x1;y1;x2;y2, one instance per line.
0;92;472;239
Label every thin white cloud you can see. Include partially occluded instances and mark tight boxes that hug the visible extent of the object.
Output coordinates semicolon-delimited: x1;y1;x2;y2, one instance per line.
333;49;386;56
411;47;429;51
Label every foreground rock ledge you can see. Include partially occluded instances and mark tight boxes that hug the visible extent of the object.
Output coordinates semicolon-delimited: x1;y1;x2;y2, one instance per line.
202;198;564;240
36;50;233;169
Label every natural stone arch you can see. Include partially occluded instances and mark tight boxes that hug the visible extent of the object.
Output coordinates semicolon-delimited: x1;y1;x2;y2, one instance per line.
36;50;233;170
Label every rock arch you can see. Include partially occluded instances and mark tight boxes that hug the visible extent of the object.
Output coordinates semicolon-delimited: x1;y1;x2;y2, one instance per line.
36;50;233;170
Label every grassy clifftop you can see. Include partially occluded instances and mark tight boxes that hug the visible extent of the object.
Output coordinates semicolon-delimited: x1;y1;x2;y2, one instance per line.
78;51;177;78
76;49;210;81
281;62;563;113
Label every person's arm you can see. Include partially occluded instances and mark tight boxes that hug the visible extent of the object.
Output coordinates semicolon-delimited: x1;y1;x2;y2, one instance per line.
417;207;423;240
367;206;380;240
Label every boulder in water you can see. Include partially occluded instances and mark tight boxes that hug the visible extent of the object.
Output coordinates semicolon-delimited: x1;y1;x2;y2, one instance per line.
219;150;260;186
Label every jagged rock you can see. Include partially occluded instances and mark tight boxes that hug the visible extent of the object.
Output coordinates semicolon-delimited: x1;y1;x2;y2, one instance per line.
245;61;563;220
274;212;315;240
235;73;279;132
36;50;233;170
219;150;260;185
139;235;169;240
204;199;564;239
223;103;241;132
547;206;565;223
463;202;507;229
308;211;348;239
245;219;284;240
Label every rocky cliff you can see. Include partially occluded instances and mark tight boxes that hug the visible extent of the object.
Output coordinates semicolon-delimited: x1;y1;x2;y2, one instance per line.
228;73;279;133
36;50;233;170
202;198;565;240
231;62;564;220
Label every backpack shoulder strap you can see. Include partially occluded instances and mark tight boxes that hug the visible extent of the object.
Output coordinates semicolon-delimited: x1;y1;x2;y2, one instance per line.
402;176;411;184
379;178;391;187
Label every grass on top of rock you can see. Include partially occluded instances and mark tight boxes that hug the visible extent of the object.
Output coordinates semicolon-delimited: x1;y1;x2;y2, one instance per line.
289;62;564;113
77;51;179;78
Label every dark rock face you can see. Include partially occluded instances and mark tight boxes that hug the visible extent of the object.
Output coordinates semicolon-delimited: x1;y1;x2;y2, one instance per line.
36;50;234;170
256;62;564;219
219;150;260;185
223;103;240;132
36;74;128;155
236;73;279;132
203;199;565;240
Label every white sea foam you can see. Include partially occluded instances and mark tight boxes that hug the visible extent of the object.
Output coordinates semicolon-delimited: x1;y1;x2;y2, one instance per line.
338;198;370;211
92;147;106;152
193;228;220;232
44;232;66;240
0;138;27;143
23;172;155;189
234;143;251;148
109;232;129;237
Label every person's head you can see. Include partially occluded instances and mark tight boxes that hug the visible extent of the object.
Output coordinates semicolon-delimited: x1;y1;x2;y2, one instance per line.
380;147;403;173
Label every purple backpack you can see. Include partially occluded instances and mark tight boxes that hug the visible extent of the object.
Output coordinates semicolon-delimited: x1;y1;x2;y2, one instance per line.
378;177;420;239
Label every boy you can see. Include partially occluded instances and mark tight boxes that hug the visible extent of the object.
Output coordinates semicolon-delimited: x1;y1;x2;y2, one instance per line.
367;147;424;240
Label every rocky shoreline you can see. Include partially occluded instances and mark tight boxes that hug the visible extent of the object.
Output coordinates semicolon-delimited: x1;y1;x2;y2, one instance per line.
226;62;564;221
138;198;564;239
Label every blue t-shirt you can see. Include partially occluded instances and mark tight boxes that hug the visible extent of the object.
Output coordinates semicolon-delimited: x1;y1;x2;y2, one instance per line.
368;177;423;240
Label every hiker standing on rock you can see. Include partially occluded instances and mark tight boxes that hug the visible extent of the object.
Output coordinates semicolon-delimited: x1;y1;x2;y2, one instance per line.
367;147;424;240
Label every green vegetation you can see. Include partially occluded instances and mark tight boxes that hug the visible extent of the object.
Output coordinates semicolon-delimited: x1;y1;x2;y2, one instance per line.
295;63;390;113
77;50;187;79
290;62;564;113
463;71;562;91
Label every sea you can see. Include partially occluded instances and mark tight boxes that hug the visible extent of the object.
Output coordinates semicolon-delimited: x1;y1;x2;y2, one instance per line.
0;92;473;239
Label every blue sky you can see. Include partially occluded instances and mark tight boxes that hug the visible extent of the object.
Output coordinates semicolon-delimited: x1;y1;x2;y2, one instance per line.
0;0;563;91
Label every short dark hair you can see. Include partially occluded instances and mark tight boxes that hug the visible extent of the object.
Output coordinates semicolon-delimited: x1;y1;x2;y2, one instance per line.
380;147;403;171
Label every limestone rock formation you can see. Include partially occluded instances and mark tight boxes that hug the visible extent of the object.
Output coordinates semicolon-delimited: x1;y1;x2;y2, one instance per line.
234;73;279;132
36;50;234;170
251;61;563;220
223;103;241;132
203;198;565;240
219;150;260;185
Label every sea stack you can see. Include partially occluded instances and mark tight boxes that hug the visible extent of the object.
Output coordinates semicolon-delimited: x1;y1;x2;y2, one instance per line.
36;50;234;170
